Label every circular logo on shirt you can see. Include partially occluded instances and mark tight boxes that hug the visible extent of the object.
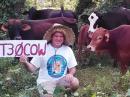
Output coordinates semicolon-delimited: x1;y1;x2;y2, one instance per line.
47;55;67;78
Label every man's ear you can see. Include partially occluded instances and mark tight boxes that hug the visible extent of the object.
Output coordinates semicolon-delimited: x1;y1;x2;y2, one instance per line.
105;33;109;42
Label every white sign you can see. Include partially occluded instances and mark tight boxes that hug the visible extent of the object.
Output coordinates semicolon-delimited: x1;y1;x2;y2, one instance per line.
0;40;47;57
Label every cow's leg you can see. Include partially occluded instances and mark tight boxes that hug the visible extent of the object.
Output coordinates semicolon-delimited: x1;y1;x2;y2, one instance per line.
113;59;118;68
76;45;83;61
119;61;128;75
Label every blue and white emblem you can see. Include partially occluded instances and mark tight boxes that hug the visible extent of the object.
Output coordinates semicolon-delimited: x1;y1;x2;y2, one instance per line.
47;55;67;78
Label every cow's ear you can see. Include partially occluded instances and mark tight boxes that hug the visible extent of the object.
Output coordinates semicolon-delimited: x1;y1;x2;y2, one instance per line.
1;24;8;32
105;33;109;42
22;24;31;31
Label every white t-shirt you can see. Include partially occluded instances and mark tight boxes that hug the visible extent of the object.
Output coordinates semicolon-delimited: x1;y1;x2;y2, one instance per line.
31;44;77;84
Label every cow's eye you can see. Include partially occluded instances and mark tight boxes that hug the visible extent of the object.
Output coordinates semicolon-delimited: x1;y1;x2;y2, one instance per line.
97;36;102;40
91;16;94;19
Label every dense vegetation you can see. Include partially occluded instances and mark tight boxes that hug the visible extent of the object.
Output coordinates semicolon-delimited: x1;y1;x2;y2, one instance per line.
1;0;130;97
1;58;130;97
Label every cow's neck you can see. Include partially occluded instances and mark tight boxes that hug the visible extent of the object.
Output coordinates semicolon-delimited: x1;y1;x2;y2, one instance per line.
105;31;117;53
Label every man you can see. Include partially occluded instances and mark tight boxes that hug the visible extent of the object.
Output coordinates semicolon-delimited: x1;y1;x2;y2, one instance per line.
19;24;79;97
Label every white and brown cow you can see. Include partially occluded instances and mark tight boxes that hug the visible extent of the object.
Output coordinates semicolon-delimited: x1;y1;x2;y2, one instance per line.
88;7;130;33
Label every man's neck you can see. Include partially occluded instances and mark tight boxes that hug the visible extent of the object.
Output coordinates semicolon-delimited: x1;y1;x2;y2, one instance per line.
51;43;62;48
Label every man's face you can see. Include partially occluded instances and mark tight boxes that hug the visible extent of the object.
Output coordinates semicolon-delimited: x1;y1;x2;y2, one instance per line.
52;32;64;48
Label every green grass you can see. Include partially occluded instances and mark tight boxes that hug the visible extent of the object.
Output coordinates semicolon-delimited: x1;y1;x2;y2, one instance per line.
1;58;130;97
76;66;130;97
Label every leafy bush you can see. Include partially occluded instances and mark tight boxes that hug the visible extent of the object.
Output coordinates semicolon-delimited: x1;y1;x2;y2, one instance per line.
0;0;26;23
0;58;38;97
76;66;130;97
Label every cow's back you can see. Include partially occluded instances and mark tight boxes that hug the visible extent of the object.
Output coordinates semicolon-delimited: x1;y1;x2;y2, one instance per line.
101;12;128;29
22;17;77;40
110;25;130;50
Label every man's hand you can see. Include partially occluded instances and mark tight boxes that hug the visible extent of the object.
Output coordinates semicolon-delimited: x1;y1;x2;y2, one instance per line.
19;55;37;73
19;55;28;65
64;74;74;81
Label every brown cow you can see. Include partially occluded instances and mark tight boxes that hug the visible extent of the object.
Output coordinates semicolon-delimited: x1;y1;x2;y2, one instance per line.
77;24;91;60
87;25;130;75
1;17;77;42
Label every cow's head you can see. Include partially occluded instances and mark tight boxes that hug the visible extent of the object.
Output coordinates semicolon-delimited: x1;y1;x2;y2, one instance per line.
1;19;31;40
23;7;37;19
78;24;91;45
88;12;101;33
62;10;77;19
87;27;109;52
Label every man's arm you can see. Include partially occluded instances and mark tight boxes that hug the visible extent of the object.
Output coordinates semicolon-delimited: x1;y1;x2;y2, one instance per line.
64;67;77;81
19;55;37;73
68;67;76;75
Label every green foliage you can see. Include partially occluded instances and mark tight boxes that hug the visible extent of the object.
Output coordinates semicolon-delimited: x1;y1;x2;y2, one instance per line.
76;0;125;16
53;86;66;97
25;0;78;11
0;58;38;97
76;66;130;97
77;51;113;69
1;58;130;96
0;0;26;23
76;0;127;26
75;0;94;15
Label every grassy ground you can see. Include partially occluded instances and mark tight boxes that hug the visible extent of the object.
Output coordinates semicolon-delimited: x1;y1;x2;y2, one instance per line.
1;58;130;97
76;66;129;97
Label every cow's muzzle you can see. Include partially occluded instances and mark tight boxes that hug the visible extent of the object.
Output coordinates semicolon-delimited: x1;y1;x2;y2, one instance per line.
87;45;95;51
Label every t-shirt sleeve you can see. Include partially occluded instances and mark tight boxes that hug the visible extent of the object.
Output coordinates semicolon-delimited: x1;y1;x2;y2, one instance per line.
67;47;78;68
30;57;42;68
